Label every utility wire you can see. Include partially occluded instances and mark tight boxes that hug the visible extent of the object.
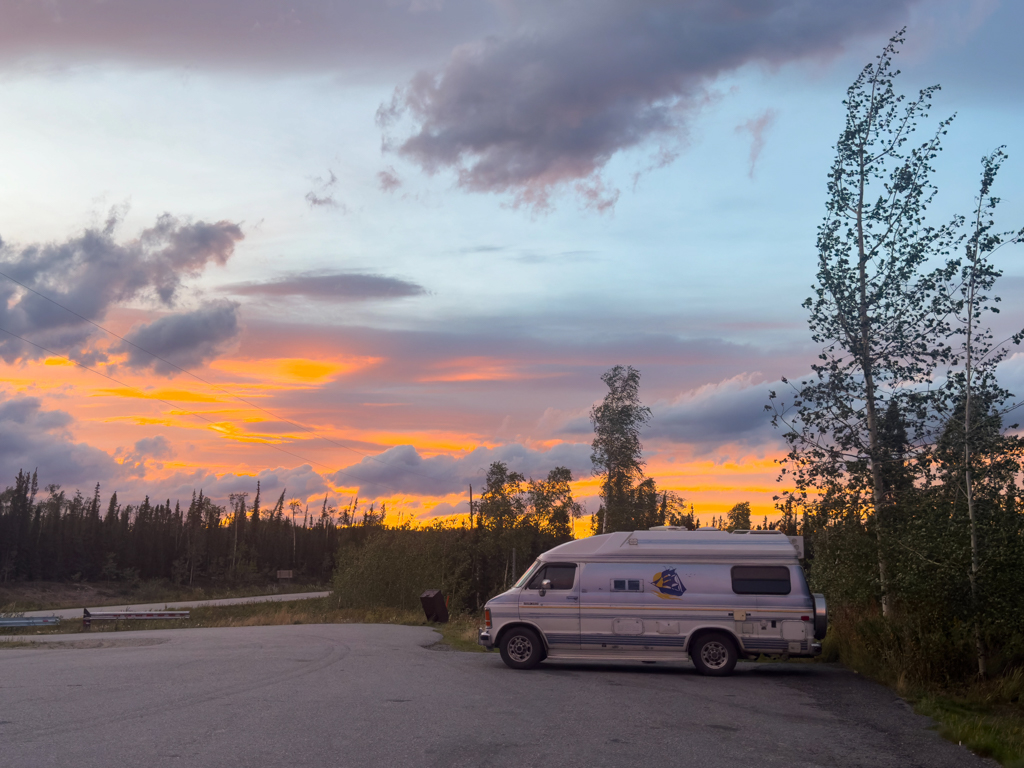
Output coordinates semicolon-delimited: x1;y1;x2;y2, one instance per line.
0;268;451;485
0;325;387;487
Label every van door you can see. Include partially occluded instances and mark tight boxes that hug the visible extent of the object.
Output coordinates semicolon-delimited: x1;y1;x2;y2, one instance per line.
579;562;690;655
519;562;580;650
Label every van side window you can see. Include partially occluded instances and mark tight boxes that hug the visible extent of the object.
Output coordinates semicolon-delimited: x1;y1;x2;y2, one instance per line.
610;579;643;592
527;564;577;590
731;566;791;595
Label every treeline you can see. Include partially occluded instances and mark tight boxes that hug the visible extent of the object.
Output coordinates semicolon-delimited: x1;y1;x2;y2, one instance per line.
0;472;370;584
0;460;597;601
335;462;587;612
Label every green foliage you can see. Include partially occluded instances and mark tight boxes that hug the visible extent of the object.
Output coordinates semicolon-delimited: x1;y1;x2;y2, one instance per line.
916;697;1024;768
332;461;585;612
332;467;583;613
726;502;751;531
334;526;474;612
528;467;583;539
773;31;1024;718
591;365;653;533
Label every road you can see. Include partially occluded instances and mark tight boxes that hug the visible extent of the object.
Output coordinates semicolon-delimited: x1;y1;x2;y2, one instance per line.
22;590;331;620
0;624;993;768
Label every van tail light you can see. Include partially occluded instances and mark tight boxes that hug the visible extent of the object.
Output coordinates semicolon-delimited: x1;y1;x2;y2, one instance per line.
485;609;492;629
800;616;810;621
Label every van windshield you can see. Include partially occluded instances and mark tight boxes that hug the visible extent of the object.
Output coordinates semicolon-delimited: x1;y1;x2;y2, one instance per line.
512;560;541;589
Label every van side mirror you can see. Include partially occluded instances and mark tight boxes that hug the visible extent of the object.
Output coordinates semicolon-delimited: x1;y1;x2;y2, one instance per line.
539;578;553;596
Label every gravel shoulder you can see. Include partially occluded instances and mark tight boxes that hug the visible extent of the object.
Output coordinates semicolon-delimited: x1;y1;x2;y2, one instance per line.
20;590;331;619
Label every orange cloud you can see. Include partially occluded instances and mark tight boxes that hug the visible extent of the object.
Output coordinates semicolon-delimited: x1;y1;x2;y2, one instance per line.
93;388;224;403
211;356;379;384
206;421;307;445
419;357;556;383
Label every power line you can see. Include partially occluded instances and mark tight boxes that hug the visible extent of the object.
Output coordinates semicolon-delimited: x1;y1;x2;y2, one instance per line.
0;268;451;485
0;325;387;488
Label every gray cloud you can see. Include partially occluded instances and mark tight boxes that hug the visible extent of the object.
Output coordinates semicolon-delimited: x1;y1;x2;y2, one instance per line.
223;272;426;301
736;108;778;179
0;1;499;72
145;464;330;509
646;375;777;451
328;442;592;498
0;396;121;489
117;301;241;373
381;0;915;208
378;167;403;193
305;170;345;210
132;435;174;460
0;212;243;364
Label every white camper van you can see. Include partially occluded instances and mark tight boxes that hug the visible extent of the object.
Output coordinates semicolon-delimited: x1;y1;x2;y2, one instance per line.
477;528;826;676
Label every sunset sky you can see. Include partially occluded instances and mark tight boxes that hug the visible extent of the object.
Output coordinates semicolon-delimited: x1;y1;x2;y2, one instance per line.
2;0;1023;527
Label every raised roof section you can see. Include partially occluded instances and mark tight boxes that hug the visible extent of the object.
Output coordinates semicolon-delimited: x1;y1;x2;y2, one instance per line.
541;529;800;562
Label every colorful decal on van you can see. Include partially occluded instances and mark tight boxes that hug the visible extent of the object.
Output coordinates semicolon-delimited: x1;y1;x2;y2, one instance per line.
651;567;686;599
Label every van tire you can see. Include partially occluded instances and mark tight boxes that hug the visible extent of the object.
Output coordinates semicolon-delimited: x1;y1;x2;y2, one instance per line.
499;627;544;670
690;632;738;676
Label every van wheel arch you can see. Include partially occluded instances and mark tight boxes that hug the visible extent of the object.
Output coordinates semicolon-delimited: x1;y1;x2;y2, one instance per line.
686;628;741;658
494;622;548;659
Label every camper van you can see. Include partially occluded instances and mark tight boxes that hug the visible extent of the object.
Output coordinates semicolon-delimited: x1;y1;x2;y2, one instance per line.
477;527;826;676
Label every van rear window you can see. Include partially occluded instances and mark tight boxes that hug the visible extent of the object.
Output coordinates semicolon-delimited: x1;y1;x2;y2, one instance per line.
731;566;791;595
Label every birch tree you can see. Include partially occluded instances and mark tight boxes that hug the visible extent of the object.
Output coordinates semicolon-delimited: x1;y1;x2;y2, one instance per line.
769;31;961;616
943;148;1023;676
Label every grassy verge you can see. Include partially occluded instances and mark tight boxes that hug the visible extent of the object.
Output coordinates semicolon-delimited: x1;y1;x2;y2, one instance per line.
0;580;328;612
0;596;487;653
821;608;1024;766
912;696;1024;767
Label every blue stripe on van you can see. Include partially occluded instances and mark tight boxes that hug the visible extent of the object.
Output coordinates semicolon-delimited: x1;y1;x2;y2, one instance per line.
544;633;580;646
580;634;688;647
743;639;809;652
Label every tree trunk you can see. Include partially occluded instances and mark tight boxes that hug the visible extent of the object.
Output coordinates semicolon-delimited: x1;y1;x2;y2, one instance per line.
856;128;890;617
964;222;986;678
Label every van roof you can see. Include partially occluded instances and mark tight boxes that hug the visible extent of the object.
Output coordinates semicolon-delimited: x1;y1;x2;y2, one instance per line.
540;529;801;562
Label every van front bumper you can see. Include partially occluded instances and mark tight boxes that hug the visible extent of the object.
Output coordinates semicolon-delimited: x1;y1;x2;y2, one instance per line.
478;630;493;648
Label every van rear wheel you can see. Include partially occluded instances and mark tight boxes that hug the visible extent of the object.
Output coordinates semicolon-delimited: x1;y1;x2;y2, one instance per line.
499;627;544;670
691;632;738;676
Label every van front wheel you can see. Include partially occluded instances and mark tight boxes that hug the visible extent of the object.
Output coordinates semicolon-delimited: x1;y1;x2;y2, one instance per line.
499;627;544;670
691;633;738;676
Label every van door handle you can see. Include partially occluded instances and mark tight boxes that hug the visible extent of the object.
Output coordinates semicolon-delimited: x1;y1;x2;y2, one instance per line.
566;596;578;601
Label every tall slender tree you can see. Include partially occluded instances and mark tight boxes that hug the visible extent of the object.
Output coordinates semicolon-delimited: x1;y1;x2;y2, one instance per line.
942;148;1023;676
769;31;962;615
590;365;652;534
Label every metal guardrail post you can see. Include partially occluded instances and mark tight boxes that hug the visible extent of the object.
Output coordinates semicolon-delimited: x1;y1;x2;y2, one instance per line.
83;608;91;631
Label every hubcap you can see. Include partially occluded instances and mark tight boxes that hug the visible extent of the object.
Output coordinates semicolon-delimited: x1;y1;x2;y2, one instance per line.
700;641;729;670
507;635;533;663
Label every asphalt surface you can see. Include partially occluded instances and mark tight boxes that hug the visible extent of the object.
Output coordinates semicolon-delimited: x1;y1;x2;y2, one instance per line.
0;624;993;768
23;590;331;620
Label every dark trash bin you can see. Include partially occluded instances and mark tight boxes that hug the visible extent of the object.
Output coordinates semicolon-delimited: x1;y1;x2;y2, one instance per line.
420;589;449;623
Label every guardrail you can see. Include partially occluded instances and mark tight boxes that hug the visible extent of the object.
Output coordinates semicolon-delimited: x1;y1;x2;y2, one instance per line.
0;616;61;628
83;609;190;629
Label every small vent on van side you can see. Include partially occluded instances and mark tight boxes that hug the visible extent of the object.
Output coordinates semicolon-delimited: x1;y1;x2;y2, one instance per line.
611;579;643;592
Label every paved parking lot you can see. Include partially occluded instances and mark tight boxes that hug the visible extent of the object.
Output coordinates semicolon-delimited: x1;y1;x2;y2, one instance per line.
0;624;993;767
